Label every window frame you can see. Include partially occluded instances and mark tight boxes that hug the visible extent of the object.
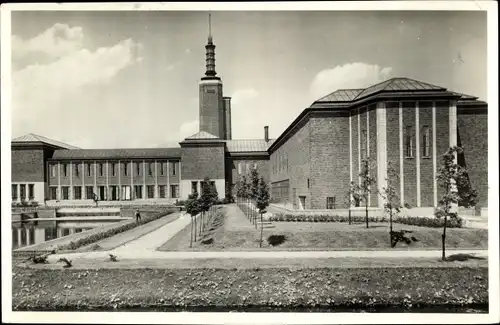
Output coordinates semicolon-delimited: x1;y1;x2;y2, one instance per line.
405;126;414;158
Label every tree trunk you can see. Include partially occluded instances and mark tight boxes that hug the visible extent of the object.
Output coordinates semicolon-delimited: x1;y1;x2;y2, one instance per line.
190;218;193;248
442;215;447;261
348;207;352;225
365;198;369;229
389;210;393;247
194;215;197;242
254;201;258;229
260;212;263;248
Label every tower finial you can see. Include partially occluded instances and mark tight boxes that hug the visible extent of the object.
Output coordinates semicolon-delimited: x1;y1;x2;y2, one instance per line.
208;11;213;44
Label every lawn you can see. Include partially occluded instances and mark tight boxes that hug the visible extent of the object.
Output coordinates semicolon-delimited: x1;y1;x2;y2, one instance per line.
11;266;488;311
158;205;488;252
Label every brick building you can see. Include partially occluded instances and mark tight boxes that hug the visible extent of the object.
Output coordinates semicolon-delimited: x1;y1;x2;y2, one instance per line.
11;20;488;215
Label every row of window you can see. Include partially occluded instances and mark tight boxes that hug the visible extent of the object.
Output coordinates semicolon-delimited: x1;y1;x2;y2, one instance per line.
12;183;35;201
48;184;180;200
405;126;431;158
50;161;179;178
272;151;289;175
237;162;258;175
191;181;216;195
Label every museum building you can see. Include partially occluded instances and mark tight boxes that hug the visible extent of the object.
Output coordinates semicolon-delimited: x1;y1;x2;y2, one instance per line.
11;22;488;214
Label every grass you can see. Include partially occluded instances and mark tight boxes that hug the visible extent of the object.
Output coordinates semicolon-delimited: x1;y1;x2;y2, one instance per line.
159;205;488;252
11;266;488;311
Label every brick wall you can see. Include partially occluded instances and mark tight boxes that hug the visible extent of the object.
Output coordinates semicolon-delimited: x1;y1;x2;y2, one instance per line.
309;113;350;210
402;101;417;207
199;82;224;138
368;105;378;207
180;142;225;180
386;102;401;205
419;101;434;207
458;111;488;208
227;157;270;189
270;117;311;207
435;101;450;202
12;148;45;182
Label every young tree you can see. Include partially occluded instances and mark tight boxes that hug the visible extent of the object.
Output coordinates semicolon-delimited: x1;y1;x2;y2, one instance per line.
239;175;249;218
250;167;260;228
435;146;478;261
185;193;201;248
208;180;219;220
346;181;361;225
381;162;403;246
199;177;212;235
256;177;270;248
359;157;377;228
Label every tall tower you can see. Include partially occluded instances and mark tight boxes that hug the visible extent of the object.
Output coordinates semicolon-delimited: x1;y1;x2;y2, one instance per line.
199;12;225;138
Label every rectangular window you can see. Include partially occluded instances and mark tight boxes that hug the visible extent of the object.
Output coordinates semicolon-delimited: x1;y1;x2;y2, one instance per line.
99;163;104;177
422;126;430;157
50;187;57;200
171;161;177;176
74;164;79;177
405;126;414;158
62;164;68;177
246;163;250;174
20;184;26;201
111;163;117;177
170;184;179;198
51;165;56;177
161;163;165;176
86;186;94;200
123;162;128;176
136;162;141;176
159;185;166;198
191;181;198;194
87;163;92;177
73;186;82;200
62;186;69;200
134;185;143;199
148;162;153;176
28;184;34;200
326;197;336;209
238;162;242;174
147;185;155;198
12;184;18;200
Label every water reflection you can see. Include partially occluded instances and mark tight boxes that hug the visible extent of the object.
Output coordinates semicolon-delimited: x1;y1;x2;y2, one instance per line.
12;220;96;250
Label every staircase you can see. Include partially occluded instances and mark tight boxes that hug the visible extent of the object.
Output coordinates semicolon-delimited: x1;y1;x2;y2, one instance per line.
56;207;122;218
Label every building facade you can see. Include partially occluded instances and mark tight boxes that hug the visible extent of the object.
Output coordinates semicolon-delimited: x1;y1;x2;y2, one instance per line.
11;22;488;215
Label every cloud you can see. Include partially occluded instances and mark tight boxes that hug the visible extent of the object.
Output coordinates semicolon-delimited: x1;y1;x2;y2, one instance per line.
230;88;259;106
12;23;84;60
310;63;393;100
11;24;143;140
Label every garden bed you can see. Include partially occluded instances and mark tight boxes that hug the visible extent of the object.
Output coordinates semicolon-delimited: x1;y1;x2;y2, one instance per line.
12;266;488;311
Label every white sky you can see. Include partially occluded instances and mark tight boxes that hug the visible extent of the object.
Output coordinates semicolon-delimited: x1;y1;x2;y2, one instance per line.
10;10;487;149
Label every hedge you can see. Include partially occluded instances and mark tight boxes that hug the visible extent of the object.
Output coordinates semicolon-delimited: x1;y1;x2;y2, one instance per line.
57;210;174;251
268;213;463;228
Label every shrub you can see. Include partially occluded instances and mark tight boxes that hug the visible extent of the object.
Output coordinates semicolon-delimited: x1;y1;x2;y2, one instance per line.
393;215;463;228
57;210;174;251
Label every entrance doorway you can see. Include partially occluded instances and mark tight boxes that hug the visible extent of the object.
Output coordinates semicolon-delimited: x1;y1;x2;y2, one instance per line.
110;186;119;201
298;196;306;210
98;186;106;201
121;186;131;200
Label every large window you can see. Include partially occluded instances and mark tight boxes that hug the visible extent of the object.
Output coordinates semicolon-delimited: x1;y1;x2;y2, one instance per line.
111;163;117;176
171;161;177;176
271;180;290;202
87;163;92;177
191;181;198;194
62;164;68;177
161;163;166;176
12;184;18;200
99;163;104;176
62;186;69;200
147;185;155;199
136;162;141;176
123;162;129;176
148;162;153;176
20;184;26;201
158;185;166;198
170;184;179;198
28;184;34;200
405;126;414;158
51;165;56;177
86;186;94;200
50;187;57;200
422;126;430;158
74;163;79;177
74;186;82;200
326;197;336;209
238;162;242;175
134;185;143;199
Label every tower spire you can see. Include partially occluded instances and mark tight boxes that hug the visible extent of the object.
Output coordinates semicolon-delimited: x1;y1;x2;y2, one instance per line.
203;11;218;78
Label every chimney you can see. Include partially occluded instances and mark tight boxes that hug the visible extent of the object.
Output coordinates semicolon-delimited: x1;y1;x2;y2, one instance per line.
264;126;269;142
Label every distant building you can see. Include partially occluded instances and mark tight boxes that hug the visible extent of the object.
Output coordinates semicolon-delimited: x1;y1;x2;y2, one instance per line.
11;17;488;216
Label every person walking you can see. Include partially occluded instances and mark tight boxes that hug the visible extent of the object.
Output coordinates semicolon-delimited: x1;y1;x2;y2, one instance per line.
93;193;99;207
135;209;141;223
